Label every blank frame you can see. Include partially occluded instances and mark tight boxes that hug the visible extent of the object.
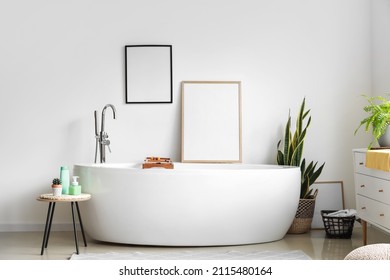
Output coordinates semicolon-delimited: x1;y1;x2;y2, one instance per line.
125;45;173;104
311;181;345;229
181;81;242;163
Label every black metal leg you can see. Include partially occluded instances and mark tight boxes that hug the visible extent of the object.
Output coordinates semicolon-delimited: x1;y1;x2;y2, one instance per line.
71;202;79;254
41;202;55;255
40;199;88;255
75;202;87;247
45;202;56;248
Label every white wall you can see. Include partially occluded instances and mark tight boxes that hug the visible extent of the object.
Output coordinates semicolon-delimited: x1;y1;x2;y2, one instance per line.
0;0;372;230
372;0;390;95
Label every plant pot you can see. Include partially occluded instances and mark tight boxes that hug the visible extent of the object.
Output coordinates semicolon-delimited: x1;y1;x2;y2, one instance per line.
378;126;390;147
287;198;316;234
52;184;62;196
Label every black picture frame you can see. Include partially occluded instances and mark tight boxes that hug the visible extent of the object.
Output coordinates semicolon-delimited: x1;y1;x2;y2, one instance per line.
125;45;173;104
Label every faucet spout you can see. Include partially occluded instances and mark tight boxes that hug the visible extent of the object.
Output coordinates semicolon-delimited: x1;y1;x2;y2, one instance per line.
95;104;117;164
101;104;116;133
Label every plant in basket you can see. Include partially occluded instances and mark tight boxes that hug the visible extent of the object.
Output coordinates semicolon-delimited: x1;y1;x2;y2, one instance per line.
277;97;325;233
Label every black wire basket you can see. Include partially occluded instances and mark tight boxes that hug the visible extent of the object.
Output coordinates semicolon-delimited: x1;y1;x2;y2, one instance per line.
321;210;356;239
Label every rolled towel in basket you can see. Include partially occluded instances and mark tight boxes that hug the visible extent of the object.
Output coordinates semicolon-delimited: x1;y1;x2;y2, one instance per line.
325;209;357;217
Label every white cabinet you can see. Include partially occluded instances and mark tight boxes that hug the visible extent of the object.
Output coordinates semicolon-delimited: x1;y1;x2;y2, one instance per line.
353;149;390;244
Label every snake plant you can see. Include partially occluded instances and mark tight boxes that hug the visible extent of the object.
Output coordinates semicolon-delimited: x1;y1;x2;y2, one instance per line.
354;95;390;149
277;98;325;199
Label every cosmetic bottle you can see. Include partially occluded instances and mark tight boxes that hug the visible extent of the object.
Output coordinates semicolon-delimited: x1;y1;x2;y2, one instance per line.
69;176;81;195
60;166;70;194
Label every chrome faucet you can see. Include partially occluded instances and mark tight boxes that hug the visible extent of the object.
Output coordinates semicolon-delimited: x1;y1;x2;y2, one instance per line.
94;104;117;163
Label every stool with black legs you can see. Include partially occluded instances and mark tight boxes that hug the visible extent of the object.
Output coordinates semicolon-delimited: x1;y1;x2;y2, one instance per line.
37;193;91;255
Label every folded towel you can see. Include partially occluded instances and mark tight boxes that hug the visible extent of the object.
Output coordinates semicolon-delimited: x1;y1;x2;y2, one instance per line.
365;149;390;172
325;209;357;217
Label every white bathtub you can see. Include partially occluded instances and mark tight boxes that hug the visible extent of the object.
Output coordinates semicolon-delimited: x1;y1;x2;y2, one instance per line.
73;163;300;246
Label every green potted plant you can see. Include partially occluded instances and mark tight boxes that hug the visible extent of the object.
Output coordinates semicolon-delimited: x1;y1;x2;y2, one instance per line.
354;95;390;149
51;178;62;196
277;97;325;233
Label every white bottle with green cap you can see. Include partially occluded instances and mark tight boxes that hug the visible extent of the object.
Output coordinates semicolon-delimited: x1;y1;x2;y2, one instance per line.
60;166;70;194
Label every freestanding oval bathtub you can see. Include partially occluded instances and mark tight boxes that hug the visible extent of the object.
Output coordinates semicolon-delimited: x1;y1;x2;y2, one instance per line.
73;163;300;246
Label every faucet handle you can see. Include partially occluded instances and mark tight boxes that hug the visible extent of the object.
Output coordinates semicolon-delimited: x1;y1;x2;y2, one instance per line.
106;140;112;153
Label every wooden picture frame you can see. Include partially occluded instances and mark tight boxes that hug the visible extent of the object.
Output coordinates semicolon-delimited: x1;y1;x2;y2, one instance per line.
181;81;242;163
311;181;345;229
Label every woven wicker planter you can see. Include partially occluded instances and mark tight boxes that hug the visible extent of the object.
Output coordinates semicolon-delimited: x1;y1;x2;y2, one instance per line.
287;198;316;234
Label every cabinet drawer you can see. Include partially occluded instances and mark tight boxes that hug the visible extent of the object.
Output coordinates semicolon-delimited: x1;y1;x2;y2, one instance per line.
354;173;390;204
354;151;368;174
356;195;390;230
354;150;390;178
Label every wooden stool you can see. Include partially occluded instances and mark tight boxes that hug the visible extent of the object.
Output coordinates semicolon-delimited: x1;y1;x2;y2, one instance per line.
37;193;91;255
344;243;390;260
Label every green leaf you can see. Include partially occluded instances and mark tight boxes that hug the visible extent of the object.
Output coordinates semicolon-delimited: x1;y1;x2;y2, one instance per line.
277;149;284;165
282;114;291;163
308;162;325;186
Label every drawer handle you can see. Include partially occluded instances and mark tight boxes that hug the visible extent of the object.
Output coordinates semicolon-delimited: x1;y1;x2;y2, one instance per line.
380;214;385;217
361;207;366;210
379;189;384;192
360;185;365;188
359;162;364;165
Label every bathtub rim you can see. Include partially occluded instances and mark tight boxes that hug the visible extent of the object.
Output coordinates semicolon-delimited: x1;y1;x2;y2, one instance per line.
73;162;300;172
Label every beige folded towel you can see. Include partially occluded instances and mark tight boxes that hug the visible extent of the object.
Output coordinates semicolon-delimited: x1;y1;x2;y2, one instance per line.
365;149;390;172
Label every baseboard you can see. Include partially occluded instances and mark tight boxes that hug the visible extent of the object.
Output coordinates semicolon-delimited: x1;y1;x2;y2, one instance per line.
0;223;77;232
